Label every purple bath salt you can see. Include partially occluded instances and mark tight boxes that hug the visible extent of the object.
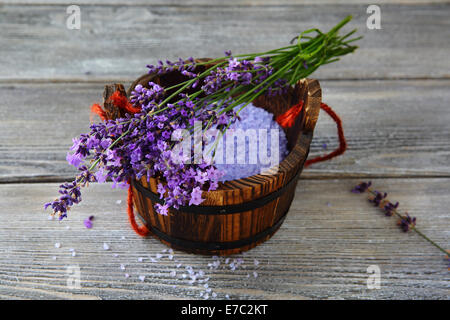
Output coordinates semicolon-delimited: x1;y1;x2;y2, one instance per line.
208;103;289;181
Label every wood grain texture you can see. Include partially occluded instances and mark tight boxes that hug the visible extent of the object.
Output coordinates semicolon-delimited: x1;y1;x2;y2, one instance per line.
0;179;447;300
1;79;450;181
0;3;449;81
3;1;450;5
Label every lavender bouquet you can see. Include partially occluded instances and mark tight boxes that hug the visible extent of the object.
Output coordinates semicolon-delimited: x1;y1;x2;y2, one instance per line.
45;16;360;219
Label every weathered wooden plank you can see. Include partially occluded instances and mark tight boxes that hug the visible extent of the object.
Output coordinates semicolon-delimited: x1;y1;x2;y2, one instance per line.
1;80;449;181
2;1;449;5
0;3;448;80
0;179;447;299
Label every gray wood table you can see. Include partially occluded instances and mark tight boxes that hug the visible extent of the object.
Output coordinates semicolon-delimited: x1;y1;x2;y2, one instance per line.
0;0;449;300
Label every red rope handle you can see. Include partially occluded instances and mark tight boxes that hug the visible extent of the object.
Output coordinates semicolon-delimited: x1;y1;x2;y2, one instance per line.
127;183;150;237
304;102;347;167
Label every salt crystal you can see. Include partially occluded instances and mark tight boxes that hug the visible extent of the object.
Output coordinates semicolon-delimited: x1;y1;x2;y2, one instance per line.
121;236;126;240
52;256;57;260
176;264;182;268
66;226;70;230
253;271;258;278
169;249;174;254
124;273;130;278
198;270;205;277
212;292;217;298
182;274;187;279
138;257;144;262
150;258;157;263
156;253;162;259
71;251;76;257
139;275;145;282
113;254;119;258
48;215;54;220
205;288;211;293
203;293;209;300
116;200;122;204
169;271;176;277
225;258;230;264
204;283;209;289
168;255;173;260
254;259;259;266
103;243;110;250
54;243;61;248
69;248;74;252
225;294;230;299
120;264;126;270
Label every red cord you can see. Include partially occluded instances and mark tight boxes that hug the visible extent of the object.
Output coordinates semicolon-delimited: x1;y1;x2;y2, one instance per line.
127;183;150;237
276;101;304;128
90;103;107;121
304;102;347;167
110;91;141;114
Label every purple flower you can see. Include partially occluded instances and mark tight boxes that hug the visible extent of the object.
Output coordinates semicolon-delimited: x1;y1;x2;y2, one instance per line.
189;187;204;206
66;152;83;168
384;201;399;217
84;215;94;229
369;191;387;207
351;181;372;193
155;203;169;216
95;167;107;183
397;213;416;232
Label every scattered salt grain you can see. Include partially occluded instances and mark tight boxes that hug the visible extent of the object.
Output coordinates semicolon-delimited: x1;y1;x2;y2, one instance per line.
150;258;157;263
225;258;230;264
120;264;126;270
156;253;163;259
169;271;176;277
212;292;217;298
168;254;174;260
116;200;122;205
205;288;212;293
71;251;77;257
203;293;209;300
139;275;145;282
253;271;258;278
182;274;187;279
225;294;230;299
54;243;61;248
103;243;110;250
204;283;209;289
121;236;126;240
52;256;57;260
254;259;259;266
66;226;70;230
138;257;144;262
48;215;54;220
124;273;130;278
176;264;182;268
113;253;119;258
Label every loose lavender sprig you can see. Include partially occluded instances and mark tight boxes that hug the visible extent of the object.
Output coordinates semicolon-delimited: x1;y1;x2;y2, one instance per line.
45;16;360;219
352;182;449;258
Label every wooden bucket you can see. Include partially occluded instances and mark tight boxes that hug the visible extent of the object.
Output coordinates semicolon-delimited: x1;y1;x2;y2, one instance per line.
127;67;321;256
